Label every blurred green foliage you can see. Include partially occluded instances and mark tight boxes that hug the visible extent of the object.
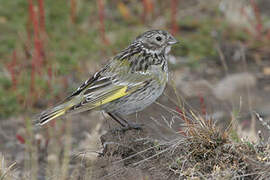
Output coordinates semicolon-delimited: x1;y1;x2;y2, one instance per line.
0;0;256;117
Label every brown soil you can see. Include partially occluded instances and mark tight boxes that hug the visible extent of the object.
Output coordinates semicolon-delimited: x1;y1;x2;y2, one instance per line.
90;126;270;180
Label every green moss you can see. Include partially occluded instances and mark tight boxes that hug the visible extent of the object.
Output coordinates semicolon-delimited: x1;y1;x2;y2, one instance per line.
0;76;12;89
0;88;21;117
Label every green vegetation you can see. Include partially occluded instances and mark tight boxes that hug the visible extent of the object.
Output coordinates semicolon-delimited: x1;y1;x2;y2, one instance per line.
0;0;268;117
1;1;270;179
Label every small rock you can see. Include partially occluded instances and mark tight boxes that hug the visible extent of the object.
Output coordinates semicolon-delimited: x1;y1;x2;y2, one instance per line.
178;79;213;97
213;73;256;100
263;67;270;76
0;16;6;23
47;154;58;164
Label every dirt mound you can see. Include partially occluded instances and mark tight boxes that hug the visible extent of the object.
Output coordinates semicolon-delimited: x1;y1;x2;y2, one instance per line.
92;121;270;180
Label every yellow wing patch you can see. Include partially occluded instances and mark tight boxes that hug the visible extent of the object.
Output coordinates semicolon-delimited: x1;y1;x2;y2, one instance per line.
94;86;129;106
47;109;66;121
39;102;74;125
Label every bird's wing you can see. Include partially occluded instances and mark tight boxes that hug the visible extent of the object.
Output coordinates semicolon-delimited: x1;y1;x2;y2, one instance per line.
63;71;102;102
36;53;153;125
67;58;153;113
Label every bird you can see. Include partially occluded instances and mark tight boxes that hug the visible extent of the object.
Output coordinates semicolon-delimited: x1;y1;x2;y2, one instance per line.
36;30;178;129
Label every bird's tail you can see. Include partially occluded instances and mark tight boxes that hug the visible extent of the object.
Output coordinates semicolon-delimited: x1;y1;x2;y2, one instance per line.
36;101;74;126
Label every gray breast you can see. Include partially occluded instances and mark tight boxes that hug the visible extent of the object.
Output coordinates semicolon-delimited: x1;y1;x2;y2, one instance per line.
103;62;168;115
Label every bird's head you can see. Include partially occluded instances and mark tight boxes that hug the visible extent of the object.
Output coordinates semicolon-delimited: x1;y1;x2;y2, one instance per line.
135;30;178;55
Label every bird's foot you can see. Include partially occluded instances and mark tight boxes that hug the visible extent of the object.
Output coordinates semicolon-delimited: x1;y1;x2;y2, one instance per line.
111;123;143;133
125;122;143;130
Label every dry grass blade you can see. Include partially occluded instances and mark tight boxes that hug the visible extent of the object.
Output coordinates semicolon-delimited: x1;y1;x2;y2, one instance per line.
0;155;16;180
254;111;270;131
96;100;270;179
112;138;179;165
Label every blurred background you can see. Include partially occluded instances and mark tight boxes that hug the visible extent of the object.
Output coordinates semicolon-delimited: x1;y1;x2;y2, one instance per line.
0;0;270;179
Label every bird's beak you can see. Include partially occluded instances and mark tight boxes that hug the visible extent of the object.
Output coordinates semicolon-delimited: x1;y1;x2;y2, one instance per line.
167;36;179;45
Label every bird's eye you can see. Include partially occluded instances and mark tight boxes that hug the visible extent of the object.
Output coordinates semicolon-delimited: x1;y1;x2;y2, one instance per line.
156;36;162;41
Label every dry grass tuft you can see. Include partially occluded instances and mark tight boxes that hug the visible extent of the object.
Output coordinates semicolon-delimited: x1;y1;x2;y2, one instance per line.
0;154;16;180
95;110;270;180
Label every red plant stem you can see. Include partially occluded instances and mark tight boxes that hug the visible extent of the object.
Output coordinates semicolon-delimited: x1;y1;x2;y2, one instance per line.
97;0;109;45
30;64;36;93
176;107;188;124
198;94;206;116
250;0;263;37
38;0;46;70
28;0;39;92
47;65;52;91
33;14;43;74
16;134;25;144
11;51;17;90
176;107;188;136
170;0;179;35
38;0;45;32
141;0;153;22
6;51;18;90
28;0;34;24
141;0;147;22
70;0;77;24
27;0;34;42
28;0;48;95
178;128;187;136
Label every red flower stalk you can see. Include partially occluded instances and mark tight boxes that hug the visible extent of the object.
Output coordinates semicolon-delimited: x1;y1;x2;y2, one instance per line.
70;0;77;24
176;107;189;124
141;0;153;22
38;0;45;32
170;0;179;35
16;134;25;144
176;107;188;136
97;0;109;45
198;93;206;116
28;0;46;92
27;0;34;41
33;8;44;74
250;0;263;38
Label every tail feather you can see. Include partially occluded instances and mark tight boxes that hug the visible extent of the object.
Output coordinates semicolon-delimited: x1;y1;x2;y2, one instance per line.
37;103;74;126
36;82;142;126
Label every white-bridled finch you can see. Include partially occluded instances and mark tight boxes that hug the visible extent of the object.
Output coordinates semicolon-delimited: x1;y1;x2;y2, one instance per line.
37;30;178;129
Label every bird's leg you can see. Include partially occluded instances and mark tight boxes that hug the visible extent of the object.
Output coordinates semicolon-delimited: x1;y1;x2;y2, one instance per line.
107;112;126;127
114;113;143;130
107;113;143;130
